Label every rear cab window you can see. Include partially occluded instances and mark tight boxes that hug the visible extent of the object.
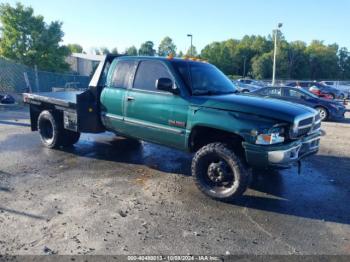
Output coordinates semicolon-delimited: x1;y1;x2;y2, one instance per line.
107;60;137;89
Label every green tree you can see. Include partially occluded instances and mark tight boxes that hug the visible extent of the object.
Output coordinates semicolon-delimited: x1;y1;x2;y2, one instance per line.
158;36;177;56
100;47;110;55
251;52;273;79
338;47;350;79
235;35;272;77
201;42;234;75
0;3;69;72
111;47;119;55
67;44;83;53
306;40;339;79
125;46;138;56
186;45;198;56
284;41;309;79
138;41;156;56
178;51;184;57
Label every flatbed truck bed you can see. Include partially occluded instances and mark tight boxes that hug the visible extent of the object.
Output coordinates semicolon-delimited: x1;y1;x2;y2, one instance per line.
23;91;83;109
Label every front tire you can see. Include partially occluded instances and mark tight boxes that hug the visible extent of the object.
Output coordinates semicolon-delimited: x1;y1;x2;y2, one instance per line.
315;106;329;121
191;143;251;201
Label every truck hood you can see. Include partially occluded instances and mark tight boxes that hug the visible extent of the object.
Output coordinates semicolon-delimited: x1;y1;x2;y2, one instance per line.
191;94;316;123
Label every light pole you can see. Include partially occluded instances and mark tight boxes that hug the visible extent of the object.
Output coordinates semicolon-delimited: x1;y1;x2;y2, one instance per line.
243;56;247;78
187;34;193;57
272;23;283;86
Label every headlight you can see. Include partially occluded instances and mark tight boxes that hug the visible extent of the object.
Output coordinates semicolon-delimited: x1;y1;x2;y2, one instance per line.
253;126;285;145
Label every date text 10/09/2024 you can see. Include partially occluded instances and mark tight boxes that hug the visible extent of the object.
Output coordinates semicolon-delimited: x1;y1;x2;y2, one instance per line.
127;255;221;261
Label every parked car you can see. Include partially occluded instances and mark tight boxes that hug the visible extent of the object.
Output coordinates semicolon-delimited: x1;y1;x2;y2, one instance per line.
0;94;16;104
23;55;321;201
237;78;266;87
251;86;346;121
286;81;344;99
308;86;334;100
232;80;261;93
320;81;350;99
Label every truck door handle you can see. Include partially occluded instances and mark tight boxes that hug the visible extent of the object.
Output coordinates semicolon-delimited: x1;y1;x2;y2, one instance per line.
127;96;135;101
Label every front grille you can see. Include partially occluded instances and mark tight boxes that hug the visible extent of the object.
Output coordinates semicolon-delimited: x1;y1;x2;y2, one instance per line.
291;113;321;139
299;117;313;127
297;126;311;137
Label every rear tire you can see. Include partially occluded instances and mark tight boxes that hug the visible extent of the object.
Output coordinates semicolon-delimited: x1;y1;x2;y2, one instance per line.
191;142;251;201
62;130;81;147
37;110;80;148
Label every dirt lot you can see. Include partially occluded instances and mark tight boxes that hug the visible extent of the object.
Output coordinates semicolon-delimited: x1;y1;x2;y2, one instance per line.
0;104;350;255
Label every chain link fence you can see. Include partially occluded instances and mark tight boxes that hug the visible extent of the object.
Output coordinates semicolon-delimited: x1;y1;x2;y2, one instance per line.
0;57;90;93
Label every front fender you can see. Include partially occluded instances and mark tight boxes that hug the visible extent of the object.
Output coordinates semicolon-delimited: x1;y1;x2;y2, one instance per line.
187;106;279;143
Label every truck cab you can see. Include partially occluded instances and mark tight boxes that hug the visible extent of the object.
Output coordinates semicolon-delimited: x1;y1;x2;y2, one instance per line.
24;55;321;201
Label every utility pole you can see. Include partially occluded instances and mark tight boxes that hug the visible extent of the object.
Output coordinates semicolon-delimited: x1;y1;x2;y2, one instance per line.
272;23;283;86
243;56;247;78
187;34;193;56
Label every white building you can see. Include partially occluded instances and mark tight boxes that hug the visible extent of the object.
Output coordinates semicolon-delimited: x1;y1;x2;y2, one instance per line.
66;53;104;76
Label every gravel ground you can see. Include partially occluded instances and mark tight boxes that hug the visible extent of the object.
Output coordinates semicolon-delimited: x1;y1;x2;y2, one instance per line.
0;104;350;255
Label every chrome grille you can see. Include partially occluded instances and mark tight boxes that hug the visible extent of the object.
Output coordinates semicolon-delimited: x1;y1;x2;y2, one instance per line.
291;112;321;139
299;117;313;127
297;126;311;137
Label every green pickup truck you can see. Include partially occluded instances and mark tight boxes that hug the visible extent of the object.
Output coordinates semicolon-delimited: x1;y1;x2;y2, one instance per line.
23;55;321;201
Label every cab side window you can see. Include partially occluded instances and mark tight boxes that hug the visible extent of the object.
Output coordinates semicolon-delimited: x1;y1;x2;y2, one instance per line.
133;61;172;92
257;88;269;96
110;60;136;89
287;89;303;98
268;88;281;96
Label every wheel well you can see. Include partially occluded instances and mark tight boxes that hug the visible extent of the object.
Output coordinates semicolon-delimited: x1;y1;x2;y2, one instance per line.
30;104;62;131
189;126;245;155
315;105;328;113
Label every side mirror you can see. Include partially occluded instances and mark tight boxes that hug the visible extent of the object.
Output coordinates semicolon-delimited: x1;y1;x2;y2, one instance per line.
156;78;178;94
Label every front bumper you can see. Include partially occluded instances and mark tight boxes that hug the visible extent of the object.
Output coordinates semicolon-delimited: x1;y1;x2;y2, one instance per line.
243;132;321;169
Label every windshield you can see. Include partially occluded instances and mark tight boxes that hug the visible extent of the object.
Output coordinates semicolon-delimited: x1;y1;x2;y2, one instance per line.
171;60;238;95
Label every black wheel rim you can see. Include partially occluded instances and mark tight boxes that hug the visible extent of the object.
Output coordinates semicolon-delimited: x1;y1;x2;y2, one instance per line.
39;119;54;143
197;153;237;195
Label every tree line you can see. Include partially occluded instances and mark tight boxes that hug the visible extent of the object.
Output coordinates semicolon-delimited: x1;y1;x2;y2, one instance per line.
66;35;350;81
1;2;350;80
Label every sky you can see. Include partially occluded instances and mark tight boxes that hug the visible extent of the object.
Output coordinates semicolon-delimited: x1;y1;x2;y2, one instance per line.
3;0;350;54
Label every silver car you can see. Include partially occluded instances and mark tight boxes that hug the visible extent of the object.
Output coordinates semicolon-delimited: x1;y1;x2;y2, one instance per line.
320;81;350;99
232;80;261;93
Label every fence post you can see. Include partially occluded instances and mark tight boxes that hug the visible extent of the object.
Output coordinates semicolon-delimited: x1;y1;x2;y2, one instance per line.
34;65;40;92
23;72;32;93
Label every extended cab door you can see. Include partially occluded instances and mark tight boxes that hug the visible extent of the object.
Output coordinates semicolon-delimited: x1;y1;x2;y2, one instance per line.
124;60;189;150
100;59;137;132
